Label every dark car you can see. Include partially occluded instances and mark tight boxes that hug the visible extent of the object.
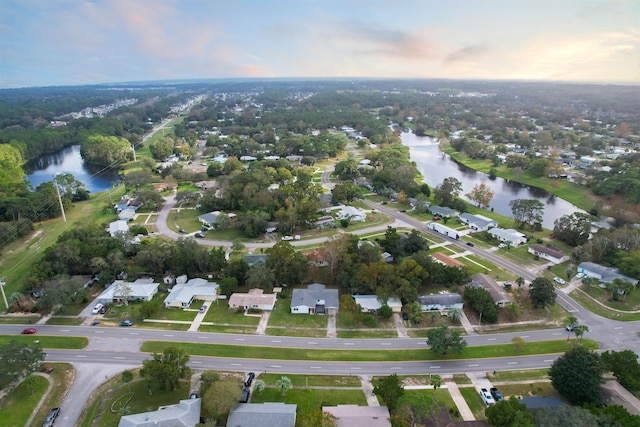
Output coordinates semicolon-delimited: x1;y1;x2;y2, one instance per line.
490;387;504;402
244;372;255;387
400;209;407;213
43;408;60;427
120;320;133;327
190;392;199;399
402;312;409;321
195;232;205;238
178;228;186;233
466;242;475;247
22;327;37;334
565;324;577;332
240;386;251;403
200;227;209;232
99;306;107;314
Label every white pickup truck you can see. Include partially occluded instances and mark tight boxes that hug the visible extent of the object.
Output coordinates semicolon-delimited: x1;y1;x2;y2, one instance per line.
480;388;496;406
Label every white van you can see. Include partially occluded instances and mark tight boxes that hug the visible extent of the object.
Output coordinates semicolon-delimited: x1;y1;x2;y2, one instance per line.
91;303;103;314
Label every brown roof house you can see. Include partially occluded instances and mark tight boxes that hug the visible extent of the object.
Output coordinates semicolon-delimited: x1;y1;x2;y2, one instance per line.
431;252;465;268
528;244;569;264
229;288;277;312
470;273;512;307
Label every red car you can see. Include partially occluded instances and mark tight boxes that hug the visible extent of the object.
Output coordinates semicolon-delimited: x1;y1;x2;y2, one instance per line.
21;327;37;334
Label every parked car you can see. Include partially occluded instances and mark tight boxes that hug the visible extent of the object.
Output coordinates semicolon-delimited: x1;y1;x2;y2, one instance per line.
178;228;186;233
244;372;255;387
120;320;133;327
576;273;585;279
190;392;199;399
490;387;504;402
400;209;407;213
402;312;409;321
22;327;37;334
554;277;566;285
91;303;103;314
99;306;107;315
240;387;251;403
433;215;442;220
199;305;207;313
195;232;205;238
480;388;496;406
281;235;293;241
498;243;506;249
466;242;475;247
43;408;60;427
200;227;209;232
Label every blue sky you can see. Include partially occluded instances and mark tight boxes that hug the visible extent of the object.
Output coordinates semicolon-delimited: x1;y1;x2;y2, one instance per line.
1;0;638;88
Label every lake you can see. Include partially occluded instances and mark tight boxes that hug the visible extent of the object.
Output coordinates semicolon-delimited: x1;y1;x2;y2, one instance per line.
400;131;583;229
24;145;120;194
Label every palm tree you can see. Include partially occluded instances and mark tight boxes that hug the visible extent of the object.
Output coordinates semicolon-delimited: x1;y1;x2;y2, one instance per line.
276;376;292;396
516;276;525;289
8;292;25;310
254;379;265;395
564;315;578;342
431;375;442;401
574;325;589;344
447;308;462;324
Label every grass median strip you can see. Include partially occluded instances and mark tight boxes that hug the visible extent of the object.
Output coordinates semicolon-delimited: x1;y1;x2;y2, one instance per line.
140;339;597;362
0;335;88;349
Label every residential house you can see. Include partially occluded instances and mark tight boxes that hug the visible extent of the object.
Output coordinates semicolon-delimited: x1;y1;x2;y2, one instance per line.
380;252;394;263
336;206;367;222
164;278;219;309
353;295;402;313
428;222;462;239
108;220;129;237
291;283;339;314
429;206;458;218
314;215;335;228
323;405;391;427
430;252;465;268
229;288;277;312
226;403;297;427
459;213;497;232
118;208;137;222
96;278;159;305
577;262;638;285
118;398;200;427
242;254;269;267
469;274;512;307
488;228;527;247
194;180;217;190
418;293;464;312
197;211;237;228
528;244;569;264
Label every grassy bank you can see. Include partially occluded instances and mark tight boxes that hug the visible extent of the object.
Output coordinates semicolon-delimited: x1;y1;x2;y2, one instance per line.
0;335;88;349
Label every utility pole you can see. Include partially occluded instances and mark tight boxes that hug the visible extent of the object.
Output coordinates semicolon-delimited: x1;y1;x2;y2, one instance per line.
54;175;67;223
0;279;8;311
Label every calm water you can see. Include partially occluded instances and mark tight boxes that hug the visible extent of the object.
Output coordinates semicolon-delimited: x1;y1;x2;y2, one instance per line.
400;131;583;229
24;145;120;194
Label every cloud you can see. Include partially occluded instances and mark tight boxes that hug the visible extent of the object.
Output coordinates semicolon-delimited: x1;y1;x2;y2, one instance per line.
337;22;436;60
444;43;490;64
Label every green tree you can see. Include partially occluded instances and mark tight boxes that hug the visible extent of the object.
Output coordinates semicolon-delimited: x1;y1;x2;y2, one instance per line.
0;341;45;390
463;286;499;323
529;277;556;308
80;135;132;167
447;308;462;323
485;397;534;427
426;326;467;355
202;378;242;423
434;177;463;208
199;370;220;396
140;346;191;391
466;182;495;208
276;376;292;396
377;304;393;319
549;346;603;405
564;315;578;341
574;324;589;343
512;336;526;353
121;370;134;393
245;264;276;290
331;182;361;204
397;391;437;427
266;241;309;286
123;170;153;191
509;199;544;230
601;350;640;392
373;374;404;411
254;379;265;395
334;156;360;180
431;375;442;400
528;158;551;177
515;276;525;289
552;213;592;246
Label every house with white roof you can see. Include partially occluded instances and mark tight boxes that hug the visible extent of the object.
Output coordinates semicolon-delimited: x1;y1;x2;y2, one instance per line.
577;262;638;285
418;293;464;312
429;206;458;218
353;295;402;313
336;205;367;222
97;278;159;305
164;278;219;309
118;398;200;427
229;288;277;312
488;228;527;247
108;220;129;237
459;213;497;232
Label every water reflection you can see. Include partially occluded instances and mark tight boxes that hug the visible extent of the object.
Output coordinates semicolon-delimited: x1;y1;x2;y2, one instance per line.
400;131;582;229
24;145;120;194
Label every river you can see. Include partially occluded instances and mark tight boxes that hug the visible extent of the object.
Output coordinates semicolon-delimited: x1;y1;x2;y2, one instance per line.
400;131;583;229
24;145;121;194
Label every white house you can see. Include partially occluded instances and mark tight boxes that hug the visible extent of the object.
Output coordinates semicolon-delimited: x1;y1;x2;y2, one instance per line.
336;206;367;222
229;288;277;312
164;278;219;309
488;228;527;247
118;398;200;427
577;262;638;285
459;213;497;232
417;293;464;313
97;278;159;305
353;295;402;313
528;244;569;264
429;206;458;218
291;283;339;314
108;220;129;237
428;222;462;239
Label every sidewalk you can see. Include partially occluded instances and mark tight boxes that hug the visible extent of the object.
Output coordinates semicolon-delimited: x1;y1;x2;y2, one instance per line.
443;377;475;421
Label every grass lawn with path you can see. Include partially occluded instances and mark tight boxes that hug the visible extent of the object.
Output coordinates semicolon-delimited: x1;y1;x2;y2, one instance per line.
202;300;261;326
489;368;549;382
459;386;487;420
258;373;361;387
0;375;49;427
570;287;640;321
267;298;328;329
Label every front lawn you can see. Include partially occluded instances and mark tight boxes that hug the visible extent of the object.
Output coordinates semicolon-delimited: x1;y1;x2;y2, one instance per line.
203;300;261;326
459;386;486;420
250;387;366;419
258;373;361;387
267;298;328;329
497;382;559;399
489;368;549;382
0;375;49;427
46;317;85;326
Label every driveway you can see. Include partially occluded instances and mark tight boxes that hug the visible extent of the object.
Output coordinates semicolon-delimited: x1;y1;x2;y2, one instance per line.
326;308;337;337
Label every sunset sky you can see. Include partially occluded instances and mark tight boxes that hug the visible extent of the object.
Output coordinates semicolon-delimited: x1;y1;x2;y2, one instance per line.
1;0;638;88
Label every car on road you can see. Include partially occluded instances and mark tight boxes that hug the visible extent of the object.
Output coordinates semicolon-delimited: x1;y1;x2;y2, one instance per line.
120;320;133;327
490;387;504;402
194;232;205;238
244;372;255;387
43;408;60;427
480;388;496;406
554;277;566;285
565;323;578;332
199;305;207;313
22;327;37;334
466;242;474;247
281;235;293;241
400;209;407;213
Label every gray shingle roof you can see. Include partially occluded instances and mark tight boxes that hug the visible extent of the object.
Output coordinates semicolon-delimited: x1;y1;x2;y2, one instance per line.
291;283;339;309
226;403;297;427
